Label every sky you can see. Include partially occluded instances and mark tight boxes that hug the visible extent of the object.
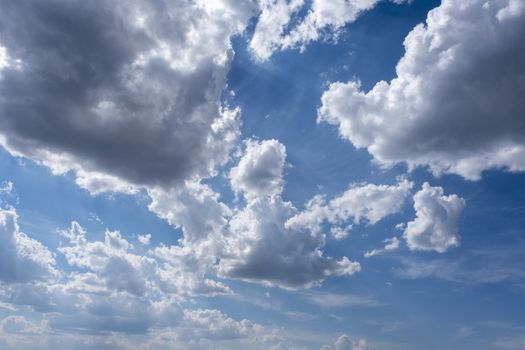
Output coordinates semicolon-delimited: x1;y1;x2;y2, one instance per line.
0;0;525;349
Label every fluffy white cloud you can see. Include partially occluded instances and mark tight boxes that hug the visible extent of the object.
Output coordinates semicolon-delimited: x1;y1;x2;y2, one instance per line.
250;0;403;60
180;308;264;341
148;139;361;290
364;236;401;258
137;233;151;246
218;139;361;288
0;207;57;283
318;0;525;180
0;0;253;193
229;139;287;199
219;195;361;289
58;221;230;298
250;0;305;61
286;180;413;239
404;183;465;253
148;181;231;244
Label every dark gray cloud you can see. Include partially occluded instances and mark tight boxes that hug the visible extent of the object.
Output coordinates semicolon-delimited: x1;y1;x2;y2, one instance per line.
0;0;254;192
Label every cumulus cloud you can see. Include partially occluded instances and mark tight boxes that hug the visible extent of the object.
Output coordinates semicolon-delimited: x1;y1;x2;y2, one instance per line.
148;139;361;290
250;0;405;60
322;334;371;350
0;0;254;193
404;183;465;253
219;195;361;289
364;236;401;258
58;221;230;298
137;233;151;246
318;0;525;180
286;180;413;239
217;139;361;289
229;139;287;199
0;207;57;283
148;181;231;244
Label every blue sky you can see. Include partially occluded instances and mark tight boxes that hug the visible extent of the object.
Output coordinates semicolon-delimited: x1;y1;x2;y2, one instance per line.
1;0;525;349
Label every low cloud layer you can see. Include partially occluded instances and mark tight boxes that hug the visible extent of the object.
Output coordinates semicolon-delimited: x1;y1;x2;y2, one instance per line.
0;208;292;350
322;334;371;350
319;0;525;179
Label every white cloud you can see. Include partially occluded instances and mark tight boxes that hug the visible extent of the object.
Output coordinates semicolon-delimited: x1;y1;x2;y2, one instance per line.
250;0;305;61
250;0;401;60
322;334;371;350
303;292;383;308
364;236;401;258
404;183;465;253
286;180;412;239
318;0;525;180
0;0;253;193
148;139;361;290
148;181;231;244
0;207;58;283
216;139;362;288
229;139;287;199
219;195;361;289
138;234;151;246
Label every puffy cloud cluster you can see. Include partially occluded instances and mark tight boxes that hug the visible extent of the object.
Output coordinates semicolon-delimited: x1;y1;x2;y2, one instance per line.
218;139;361;288
147;139;363;290
404;183;465;253
318;0;525;180
0;0;255;193
220;194;361;289
0;209;291;349
286;180;413;239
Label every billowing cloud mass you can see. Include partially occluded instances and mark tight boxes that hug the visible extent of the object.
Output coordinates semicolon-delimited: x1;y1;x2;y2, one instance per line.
404;183;465;253
219;195;361;289
147;139;361;290
286;180;413;239
0;207;57;283
0;0;255;193
318;0;525;180
225;140;361;288
250;0;408;60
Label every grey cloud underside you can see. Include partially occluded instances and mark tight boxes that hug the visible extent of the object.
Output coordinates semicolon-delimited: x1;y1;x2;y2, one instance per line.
219;196;360;289
0;0;253;189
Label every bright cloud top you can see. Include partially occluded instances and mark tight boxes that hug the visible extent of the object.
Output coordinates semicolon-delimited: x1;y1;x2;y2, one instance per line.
318;0;525;180
250;0;408;60
404;182;465;253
